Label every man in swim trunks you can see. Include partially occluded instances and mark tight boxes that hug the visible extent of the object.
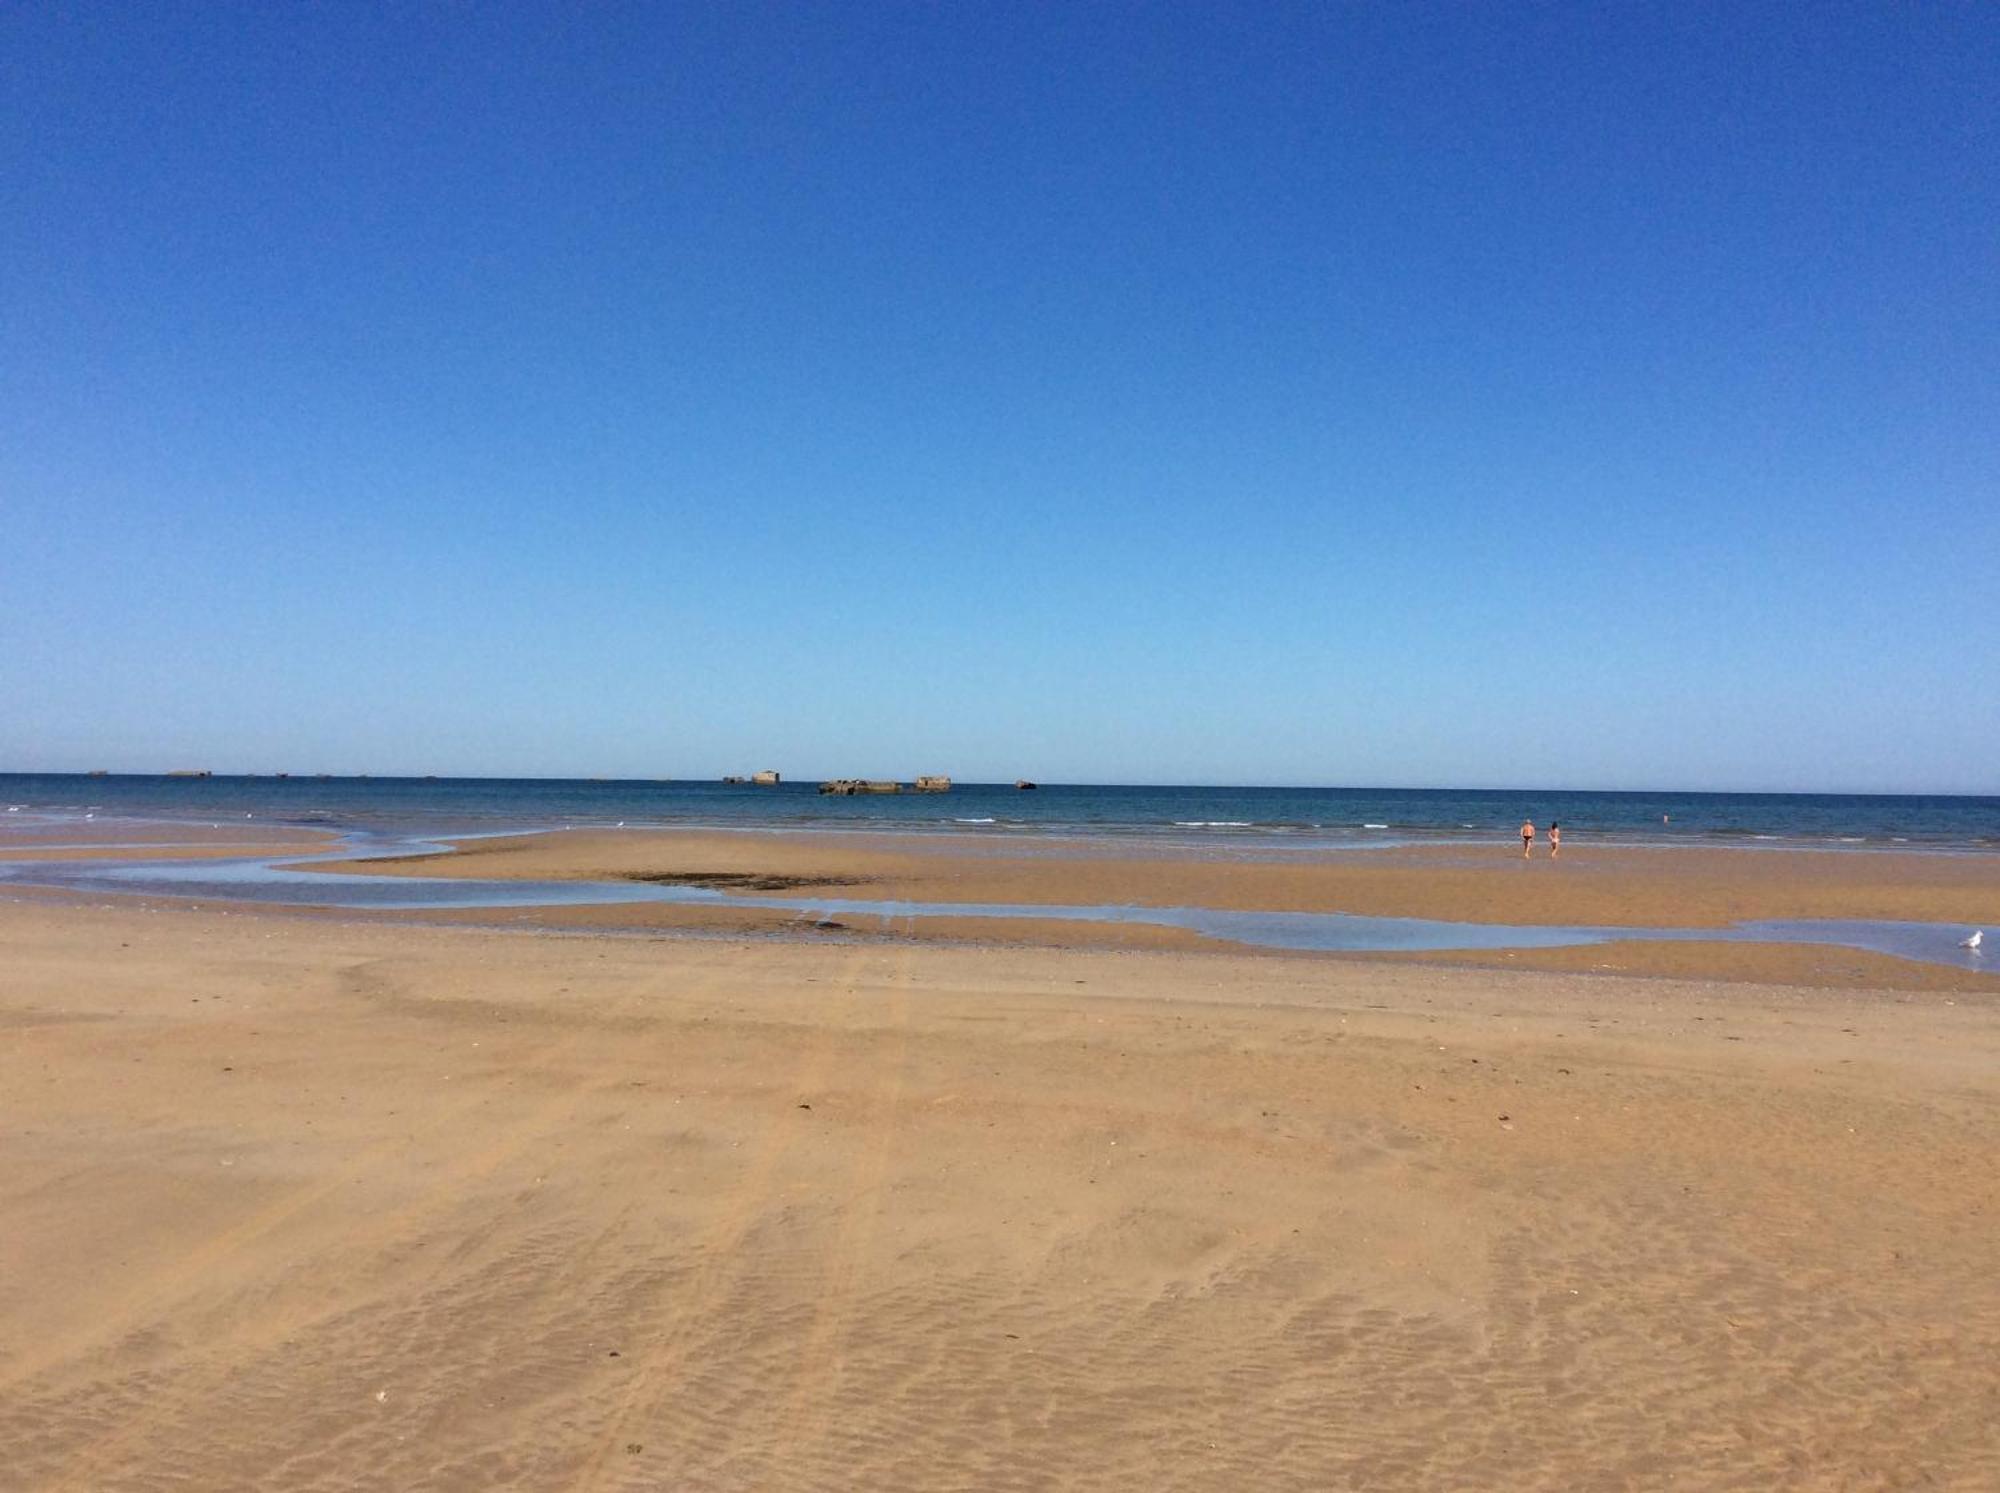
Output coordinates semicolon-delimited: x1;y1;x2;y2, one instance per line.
1521;819;1535;858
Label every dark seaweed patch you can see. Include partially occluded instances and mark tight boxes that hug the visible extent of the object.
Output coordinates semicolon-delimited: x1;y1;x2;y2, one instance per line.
618;871;868;892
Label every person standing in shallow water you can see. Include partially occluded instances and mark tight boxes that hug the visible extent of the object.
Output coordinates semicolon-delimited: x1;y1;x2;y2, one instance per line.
1550;822;1562;858
1520;819;1535;858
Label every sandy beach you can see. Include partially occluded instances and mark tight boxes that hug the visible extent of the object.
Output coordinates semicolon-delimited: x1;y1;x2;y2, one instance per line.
317;827;2000;989
323;827;2000;924
3;833;1998;1489
13;1;1994;1485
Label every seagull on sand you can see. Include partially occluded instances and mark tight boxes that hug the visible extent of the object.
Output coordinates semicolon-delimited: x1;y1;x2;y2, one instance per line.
1961;930;1983;950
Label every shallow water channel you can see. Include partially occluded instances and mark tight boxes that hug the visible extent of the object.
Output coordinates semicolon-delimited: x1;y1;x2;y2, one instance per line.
0;840;1989;974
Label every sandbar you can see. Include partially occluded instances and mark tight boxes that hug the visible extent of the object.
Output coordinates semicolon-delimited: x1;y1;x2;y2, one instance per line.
315;828;2000;988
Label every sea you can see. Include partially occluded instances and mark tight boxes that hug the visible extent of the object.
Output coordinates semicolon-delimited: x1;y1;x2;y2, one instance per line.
2;775;1995;851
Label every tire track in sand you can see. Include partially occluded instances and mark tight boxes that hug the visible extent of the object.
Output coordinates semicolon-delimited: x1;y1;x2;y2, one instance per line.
565;941;882;1493
762;932;916;1478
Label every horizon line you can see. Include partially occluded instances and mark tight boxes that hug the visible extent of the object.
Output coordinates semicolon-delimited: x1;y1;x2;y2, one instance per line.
2;769;1994;800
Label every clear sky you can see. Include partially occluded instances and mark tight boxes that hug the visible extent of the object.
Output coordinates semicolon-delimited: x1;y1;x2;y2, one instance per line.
3;4;1994;790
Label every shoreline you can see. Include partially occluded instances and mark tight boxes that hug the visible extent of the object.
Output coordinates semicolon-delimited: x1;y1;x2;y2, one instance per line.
7;785;1999;855
5;821;1994;990
5;880;1996;993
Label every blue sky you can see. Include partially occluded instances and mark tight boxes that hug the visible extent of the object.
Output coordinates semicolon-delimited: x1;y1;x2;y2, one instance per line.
2;4;1994;790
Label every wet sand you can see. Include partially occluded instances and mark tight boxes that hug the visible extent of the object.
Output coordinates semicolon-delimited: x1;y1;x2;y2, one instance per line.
3;894;1997;1490
314;828;2000;988
0;819;338;862
323;827;2000;926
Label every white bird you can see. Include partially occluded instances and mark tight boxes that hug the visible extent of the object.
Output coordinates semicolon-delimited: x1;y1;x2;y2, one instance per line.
1962;930;1983;950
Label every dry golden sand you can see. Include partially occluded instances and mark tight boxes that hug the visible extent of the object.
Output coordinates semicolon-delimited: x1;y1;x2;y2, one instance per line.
3;891;1998;1491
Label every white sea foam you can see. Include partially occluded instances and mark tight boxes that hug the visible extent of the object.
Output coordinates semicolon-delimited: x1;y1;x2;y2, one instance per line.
1363;823;1388;829
954;817;997;824
1174;821;1252;828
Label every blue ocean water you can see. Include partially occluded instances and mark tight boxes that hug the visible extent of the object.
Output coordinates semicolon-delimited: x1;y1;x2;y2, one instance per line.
2;774;1995;849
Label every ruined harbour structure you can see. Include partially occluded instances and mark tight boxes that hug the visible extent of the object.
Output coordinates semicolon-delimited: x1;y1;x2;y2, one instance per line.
818;776;952;796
